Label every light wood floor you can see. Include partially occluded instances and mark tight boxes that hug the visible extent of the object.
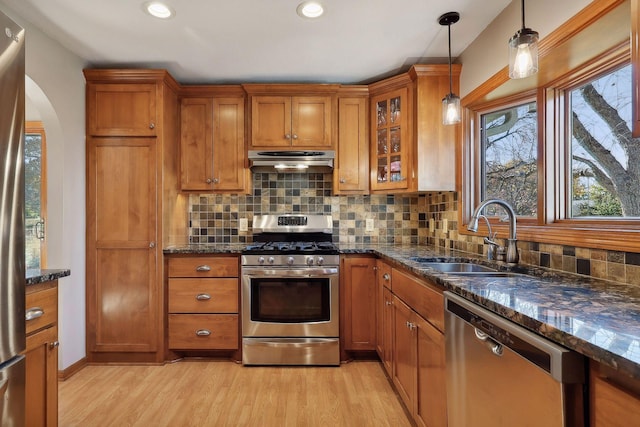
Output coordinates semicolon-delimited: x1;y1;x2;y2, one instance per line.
59;360;413;427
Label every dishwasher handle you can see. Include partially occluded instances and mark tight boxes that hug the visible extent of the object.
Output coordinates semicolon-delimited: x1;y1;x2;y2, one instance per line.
474;328;503;356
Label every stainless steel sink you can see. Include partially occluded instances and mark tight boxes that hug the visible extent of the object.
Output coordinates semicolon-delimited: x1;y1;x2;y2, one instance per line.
444;271;524;278
416;262;497;273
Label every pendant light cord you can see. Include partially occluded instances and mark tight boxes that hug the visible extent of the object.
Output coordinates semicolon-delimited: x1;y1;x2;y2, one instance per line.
521;0;526;30
447;23;453;95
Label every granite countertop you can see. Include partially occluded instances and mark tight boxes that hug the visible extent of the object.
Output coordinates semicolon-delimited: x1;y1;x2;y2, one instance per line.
164;243;640;380
26;268;71;286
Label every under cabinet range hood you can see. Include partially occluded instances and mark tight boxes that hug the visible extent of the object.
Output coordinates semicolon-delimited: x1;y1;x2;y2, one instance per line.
248;150;334;172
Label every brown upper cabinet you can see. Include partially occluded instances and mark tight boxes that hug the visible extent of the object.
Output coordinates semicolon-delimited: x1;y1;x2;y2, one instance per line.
369;64;461;193
87;83;158;136
243;84;339;150
179;87;249;193
335;87;369;194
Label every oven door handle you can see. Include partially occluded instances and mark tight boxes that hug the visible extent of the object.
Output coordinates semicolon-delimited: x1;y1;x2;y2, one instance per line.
243;268;338;278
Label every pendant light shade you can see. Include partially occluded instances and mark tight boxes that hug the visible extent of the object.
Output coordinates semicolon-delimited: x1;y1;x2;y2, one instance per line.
508;0;539;79
439;12;461;126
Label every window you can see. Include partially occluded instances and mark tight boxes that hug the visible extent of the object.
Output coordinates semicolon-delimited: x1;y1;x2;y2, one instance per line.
480;101;538;217
460;0;639;252
568;64;636;218
25;121;46;269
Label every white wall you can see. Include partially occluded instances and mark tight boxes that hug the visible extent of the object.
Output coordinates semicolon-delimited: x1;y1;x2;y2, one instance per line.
0;2;88;370
459;0;594;97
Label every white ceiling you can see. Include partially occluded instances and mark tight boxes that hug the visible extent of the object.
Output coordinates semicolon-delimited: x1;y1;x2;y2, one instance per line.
4;0;511;85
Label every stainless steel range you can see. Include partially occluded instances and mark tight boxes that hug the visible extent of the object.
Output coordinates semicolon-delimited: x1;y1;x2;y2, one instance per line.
241;214;340;366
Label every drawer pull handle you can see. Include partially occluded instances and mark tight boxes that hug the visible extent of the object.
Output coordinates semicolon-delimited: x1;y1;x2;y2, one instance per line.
196;265;211;272
196;329;211;337
26;307;44;321
196;293;211;301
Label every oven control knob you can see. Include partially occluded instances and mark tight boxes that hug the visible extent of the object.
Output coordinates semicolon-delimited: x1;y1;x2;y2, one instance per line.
306;257;314;266
287;256;295;266
317;257;324;266
258;256;265;265
268;257;275;265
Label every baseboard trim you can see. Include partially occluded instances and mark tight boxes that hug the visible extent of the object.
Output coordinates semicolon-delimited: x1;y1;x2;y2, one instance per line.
58;357;88;381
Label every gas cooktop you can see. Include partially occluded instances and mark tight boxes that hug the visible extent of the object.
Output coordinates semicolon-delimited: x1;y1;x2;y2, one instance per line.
242;241;339;255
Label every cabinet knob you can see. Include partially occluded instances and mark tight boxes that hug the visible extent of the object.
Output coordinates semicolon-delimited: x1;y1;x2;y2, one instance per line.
49;341;60;349
149;242;156;248
292;134;298;140
385;300;392;306
285;133;291;139
339;178;346;183
206;178;212;184
212;178;219;184
196;329;211;337
149;123;155;129
383;273;390;281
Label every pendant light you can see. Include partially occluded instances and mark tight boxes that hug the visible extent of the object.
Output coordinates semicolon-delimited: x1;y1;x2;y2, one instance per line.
439;12;461;125
508;0;539;79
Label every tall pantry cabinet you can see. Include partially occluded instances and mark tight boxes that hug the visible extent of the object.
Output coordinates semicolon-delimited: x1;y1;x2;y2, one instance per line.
84;69;186;363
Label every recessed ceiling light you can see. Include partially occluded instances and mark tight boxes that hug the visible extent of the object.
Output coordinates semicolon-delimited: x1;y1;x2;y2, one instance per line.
296;1;324;19
143;2;175;19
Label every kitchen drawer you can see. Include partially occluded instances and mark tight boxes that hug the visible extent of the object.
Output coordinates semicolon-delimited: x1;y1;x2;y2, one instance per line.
391;268;444;333
168;278;238;313
168;314;239;350
25;325;58;353
168;256;238;278
25;287;58;336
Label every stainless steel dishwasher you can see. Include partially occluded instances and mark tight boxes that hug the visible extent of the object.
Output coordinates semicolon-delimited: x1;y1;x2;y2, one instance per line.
445;292;586;427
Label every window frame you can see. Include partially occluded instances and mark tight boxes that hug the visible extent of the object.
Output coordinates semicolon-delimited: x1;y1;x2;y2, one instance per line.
459;0;640;253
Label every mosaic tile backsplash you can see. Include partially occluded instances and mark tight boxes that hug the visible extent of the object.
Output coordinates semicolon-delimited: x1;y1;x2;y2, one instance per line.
188;173;640;286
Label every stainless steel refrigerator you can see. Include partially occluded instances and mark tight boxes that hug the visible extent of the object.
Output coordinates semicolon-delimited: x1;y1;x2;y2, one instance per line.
0;9;25;427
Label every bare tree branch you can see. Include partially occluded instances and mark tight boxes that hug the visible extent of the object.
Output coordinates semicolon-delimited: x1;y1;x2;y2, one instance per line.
572;111;627;178
572;155;617;195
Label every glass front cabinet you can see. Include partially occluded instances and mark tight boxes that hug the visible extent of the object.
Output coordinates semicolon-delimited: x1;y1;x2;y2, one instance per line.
371;87;410;191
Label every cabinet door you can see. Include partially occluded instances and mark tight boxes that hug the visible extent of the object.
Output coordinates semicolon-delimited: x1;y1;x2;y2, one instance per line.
87;137;159;354
415;315;447;427
213;97;248;191
87;84;157;136
292;96;332;147
341;257;377;351
25;326;58;427
590;366;640;427
381;286;394;378
392;295;416;410
180;98;214;191
335;97;369;194
376;260;392;374
371;88;410;191
251;96;291;147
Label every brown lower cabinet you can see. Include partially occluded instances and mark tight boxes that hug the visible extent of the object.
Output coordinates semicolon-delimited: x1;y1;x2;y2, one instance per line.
590;361;640;426
166;255;240;358
390;268;447;427
376;259;393;377
24;281;59;427
341;256;377;354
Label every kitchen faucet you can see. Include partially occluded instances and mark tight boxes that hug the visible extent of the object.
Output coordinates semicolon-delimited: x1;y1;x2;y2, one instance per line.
468;199;519;264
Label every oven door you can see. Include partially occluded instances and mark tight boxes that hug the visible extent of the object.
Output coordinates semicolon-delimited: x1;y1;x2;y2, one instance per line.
241;267;339;338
